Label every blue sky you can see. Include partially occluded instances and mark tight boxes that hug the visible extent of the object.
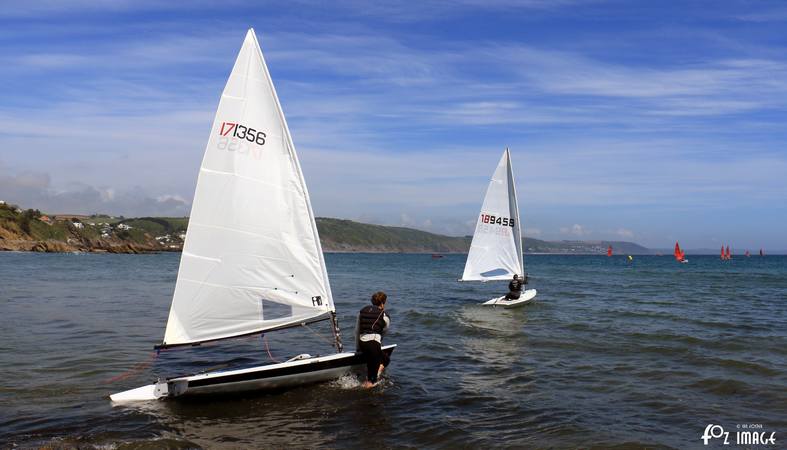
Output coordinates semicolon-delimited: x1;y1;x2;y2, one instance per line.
0;1;785;249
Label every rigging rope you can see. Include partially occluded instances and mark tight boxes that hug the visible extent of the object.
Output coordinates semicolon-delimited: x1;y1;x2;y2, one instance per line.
262;334;281;363
104;350;159;384
303;322;337;349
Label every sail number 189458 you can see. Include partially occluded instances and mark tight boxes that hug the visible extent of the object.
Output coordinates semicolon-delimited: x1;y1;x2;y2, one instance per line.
481;214;515;227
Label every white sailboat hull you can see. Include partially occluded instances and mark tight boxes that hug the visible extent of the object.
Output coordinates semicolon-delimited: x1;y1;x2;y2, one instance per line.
110;345;396;402
482;289;537;308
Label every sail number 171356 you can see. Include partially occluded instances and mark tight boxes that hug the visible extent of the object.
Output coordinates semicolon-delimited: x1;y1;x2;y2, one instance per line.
219;122;266;146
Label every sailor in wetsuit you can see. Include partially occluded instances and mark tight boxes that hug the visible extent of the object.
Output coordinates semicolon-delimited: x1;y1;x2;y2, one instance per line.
505;274;525;300
357;291;391;388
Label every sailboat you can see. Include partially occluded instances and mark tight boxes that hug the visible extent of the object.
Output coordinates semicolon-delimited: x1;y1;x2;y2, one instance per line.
726;245;732;260
674;241;687;263
110;29;395;402
607;245;613;257
760;248;764;257
745;250;750;257
460;148;536;308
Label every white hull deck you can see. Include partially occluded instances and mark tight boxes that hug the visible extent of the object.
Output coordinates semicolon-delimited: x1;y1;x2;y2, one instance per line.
482;289;537;308
110;344;396;402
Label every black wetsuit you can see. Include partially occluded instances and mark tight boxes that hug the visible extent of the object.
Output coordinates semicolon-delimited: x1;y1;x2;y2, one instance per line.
357;305;391;383
505;278;523;300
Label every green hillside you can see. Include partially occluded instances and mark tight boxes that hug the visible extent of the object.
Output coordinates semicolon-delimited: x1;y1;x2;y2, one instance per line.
316;218;470;252
523;239;652;255
316;218;653;254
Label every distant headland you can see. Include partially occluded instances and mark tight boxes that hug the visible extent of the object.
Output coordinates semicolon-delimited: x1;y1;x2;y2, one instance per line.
0;201;652;255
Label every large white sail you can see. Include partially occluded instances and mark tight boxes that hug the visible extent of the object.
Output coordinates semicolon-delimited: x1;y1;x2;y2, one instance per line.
460;148;523;281
162;29;334;347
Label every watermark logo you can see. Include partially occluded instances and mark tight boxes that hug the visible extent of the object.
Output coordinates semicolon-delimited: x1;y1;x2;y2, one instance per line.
701;424;776;446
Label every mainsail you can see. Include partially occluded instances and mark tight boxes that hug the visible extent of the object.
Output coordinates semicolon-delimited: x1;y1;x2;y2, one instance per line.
607;245;613;257
461;148;523;281
162;29;334;347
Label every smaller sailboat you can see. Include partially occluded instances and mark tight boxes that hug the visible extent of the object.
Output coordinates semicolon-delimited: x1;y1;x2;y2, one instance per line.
674;242;688;263
760;248;764;257
607;245;613;257
720;245;726;260
460;148;536;308
745;250;750;257
726;245;732;260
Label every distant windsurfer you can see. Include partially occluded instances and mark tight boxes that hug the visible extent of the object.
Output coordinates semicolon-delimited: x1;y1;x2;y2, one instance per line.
357;291;391;388
504;274;525;300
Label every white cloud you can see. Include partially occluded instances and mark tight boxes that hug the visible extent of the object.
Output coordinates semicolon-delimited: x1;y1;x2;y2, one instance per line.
0;169;190;216
560;224;589;236
616;228;634;238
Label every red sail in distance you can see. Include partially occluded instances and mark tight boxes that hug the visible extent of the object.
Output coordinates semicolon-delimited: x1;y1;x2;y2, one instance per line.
721;245;725;260
607;245;613;257
674;242;685;261
745;250;750;257
726;245;731;259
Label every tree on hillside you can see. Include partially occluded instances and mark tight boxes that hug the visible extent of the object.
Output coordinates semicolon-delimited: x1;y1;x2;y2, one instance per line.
18;209;41;235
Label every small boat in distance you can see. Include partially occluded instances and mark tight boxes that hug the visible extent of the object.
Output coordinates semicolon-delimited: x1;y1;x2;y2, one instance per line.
726;245;732;260
607;245;613;257
745;250;750;257
431;254;444;259
721;245;726;260
760;248;764;257
674;242;688;263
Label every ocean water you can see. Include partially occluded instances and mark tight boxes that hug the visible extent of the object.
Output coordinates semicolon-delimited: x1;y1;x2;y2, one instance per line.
1;252;785;449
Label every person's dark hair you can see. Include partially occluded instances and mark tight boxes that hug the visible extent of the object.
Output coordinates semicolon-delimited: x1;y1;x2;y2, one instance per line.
371;291;387;306
513;274;519;280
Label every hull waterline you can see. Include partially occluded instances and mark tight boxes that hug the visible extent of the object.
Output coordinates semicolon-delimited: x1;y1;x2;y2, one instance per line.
111;345;396;402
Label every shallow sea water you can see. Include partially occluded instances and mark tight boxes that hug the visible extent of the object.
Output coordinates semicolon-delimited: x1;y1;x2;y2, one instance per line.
1;252;785;448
